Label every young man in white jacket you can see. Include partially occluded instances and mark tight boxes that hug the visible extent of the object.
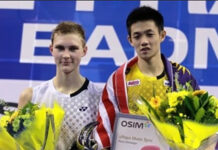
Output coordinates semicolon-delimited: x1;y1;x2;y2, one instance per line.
18;21;102;150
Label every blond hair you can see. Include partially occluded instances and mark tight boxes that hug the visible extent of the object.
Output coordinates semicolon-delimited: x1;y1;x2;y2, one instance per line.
51;21;86;46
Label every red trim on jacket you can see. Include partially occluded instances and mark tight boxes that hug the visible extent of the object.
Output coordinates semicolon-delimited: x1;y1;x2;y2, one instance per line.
102;85;116;131
114;64;129;113
96;115;110;148
115;57;138;113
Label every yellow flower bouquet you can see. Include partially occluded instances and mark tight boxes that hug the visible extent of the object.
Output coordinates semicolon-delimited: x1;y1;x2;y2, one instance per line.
0;101;64;150
136;83;218;150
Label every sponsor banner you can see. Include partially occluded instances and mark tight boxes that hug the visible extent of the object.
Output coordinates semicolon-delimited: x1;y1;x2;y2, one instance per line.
0;1;218;102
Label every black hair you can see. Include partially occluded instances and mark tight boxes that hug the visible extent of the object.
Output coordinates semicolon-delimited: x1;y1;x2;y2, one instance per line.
126;6;164;36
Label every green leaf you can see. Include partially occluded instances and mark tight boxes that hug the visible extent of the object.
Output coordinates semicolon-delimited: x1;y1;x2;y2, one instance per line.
41;112;50;150
185;81;193;91
12;118;20;132
184;97;195;118
195;107;205;122
192;96;200;111
199;92;208;106
173;116;184;142
21;102;39;115
175;73;183;91
23;119;32;128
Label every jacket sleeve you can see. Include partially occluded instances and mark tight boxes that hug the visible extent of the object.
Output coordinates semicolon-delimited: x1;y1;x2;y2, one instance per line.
94;73;119;149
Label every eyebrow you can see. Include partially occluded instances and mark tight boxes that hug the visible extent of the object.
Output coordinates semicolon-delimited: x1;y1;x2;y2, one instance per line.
54;45;80;51
69;45;79;49
133;29;155;35
145;29;154;33
55;45;64;48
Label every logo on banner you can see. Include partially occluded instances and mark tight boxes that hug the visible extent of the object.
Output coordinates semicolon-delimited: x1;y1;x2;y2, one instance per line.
121;120;151;129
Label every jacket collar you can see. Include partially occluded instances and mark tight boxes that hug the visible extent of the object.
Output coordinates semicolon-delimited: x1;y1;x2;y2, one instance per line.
125;54;174;90
161;54;174;91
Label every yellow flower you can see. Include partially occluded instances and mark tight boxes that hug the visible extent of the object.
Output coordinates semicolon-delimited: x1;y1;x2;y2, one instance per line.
167;92;179;107
150;96;161;109
166;107;176;113
167;91;189;107
192;90;206;96
8;111;19;123
178;91;189;98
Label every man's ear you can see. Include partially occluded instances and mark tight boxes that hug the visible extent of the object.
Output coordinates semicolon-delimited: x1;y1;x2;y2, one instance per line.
49;44;53;56
82;46;88;57
160;30;166;42
127;35;133;47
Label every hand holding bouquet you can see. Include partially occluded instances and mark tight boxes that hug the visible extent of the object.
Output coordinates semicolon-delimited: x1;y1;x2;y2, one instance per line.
136;81;218;150
0;101;64;150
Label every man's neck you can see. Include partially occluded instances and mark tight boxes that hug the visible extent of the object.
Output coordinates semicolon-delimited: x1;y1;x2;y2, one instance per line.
53;72;85;95
137;55;164;77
